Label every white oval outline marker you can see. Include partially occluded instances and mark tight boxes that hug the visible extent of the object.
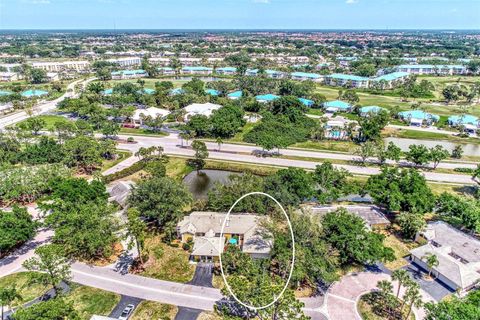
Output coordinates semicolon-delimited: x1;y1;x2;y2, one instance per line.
218;192;295;311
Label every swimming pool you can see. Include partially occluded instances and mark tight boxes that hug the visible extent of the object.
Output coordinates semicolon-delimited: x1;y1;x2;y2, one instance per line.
21;89;49;97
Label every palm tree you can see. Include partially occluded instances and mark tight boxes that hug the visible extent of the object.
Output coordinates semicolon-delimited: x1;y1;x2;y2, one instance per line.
179;132;189;147
405;285;423;320
377;280;394;316
422;252;439;278
392;269;410;299
0;287;22;319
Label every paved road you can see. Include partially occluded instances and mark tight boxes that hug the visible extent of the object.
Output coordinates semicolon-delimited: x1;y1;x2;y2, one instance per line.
0;77;95;130
188;263;214;288
174;307;202;320
108;133;477;185
70;262;223;311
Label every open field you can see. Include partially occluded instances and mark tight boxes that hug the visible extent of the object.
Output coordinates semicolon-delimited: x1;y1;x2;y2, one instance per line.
0;272;50;307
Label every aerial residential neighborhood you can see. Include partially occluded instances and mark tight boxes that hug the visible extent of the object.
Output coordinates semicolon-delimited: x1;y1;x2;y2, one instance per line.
0;1;480;320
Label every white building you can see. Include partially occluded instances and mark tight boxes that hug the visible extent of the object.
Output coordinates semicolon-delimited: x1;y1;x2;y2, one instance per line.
181;66;213;75
31;60;90;72
110;69;147;80
179;58;202;66
106;57;142;67
410;222;480;295
130;107;170;127
184;102;222;121
0;72;19;82
149;57;171;66
396;64;467;75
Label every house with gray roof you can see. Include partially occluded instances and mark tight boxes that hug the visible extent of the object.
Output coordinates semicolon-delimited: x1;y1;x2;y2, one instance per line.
410;221;480;294
177;212;271;262
306;205;390;229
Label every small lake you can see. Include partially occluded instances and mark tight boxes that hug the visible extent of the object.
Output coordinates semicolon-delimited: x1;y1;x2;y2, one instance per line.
183;169;238;199
384;137;480;156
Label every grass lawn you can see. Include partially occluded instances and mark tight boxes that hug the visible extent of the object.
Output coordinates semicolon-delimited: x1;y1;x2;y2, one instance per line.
119;127;168;137
0;272;50;307
384;128;480;144
65;284;120;320
381;231;416;271
358;293;415;320
293;140;357;153
130;301;177;320
101;150;132;171
141;234;195;283
165;157;194;180
306;108;324;116
198;312;223;320
17;115;71;131
205;159;278;176
229;122;256;143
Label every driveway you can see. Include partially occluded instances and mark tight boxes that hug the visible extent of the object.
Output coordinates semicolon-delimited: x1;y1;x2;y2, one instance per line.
108;295;143;318
188;262;214;288
403;261;454;301
174;307;202;320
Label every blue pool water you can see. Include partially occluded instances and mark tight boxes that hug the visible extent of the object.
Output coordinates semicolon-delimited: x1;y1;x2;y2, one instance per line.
21;89;49;97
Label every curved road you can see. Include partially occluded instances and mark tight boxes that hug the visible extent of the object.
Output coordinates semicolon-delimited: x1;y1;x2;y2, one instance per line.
0;77;95;130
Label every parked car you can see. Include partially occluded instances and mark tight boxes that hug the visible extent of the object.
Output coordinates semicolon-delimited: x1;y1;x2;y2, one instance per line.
118;304;135;320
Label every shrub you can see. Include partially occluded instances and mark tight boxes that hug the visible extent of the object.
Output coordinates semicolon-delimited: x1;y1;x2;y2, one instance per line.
102;160;146;183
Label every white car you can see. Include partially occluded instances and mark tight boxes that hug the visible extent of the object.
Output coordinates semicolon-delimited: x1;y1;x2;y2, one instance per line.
118;304;135;320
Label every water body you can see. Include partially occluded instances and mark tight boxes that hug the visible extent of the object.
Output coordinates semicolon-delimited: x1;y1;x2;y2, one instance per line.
183;169;238;199
384;137;480;156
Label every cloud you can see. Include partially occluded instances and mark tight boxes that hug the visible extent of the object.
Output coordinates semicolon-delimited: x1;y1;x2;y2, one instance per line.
346;0;359;4
252;0;271;3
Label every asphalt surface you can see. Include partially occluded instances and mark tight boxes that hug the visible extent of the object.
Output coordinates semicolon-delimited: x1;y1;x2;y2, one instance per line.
174;307;202;320
108;133;478;185
188;263;214;288
108;295;143;319
403;261;454;301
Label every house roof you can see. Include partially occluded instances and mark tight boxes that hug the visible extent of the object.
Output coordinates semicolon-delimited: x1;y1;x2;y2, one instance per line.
178;212;271;256
398;110;440;122
298;98;314;106
327;73;369;82
227;90;243;98
191;236;225;257
373;72;410;82
255;94;280;102
360;106;386;114
132;107;170;121
184;102;222;118
410;221;480;290
448;115;479;126
182;66;213;71
291;72;322;79
323;100;351;110
308;205;390;227
107;180;134;207
217;67;237;72
205;89;220;96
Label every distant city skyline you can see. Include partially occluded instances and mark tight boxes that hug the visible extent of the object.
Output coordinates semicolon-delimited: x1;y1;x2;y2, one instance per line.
1;0;479;30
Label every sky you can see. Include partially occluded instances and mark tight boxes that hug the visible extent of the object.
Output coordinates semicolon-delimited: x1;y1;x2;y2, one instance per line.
0;0;479;30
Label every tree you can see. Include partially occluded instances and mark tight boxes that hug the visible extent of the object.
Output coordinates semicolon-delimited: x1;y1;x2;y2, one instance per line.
396;212;426;240
391;269;410;299
264;167;315;207
355;141;376;165
210;105;245;138
62;136;105;173
100;121;120;139
191;140;209;173
404;283;423;320
29;68;47;84
473;164;480;186
422;252;439;278
429;145;450;169
17;117;46;135
405;144;431;167
126;208;147;265
451;145;463;159
0;287;22;320
312;162;354;203
215;137;223;151
12;298;80;320
141;115;163;133
186;115;210;137
23;244;71;295
321;208;395;265
340;90;359;105
442;85;463;104
366;167;435;214
21;136;64;165
0;206;37;257
128;176;192;231
384;141;402;164
358;110;389;142
425;289;480;320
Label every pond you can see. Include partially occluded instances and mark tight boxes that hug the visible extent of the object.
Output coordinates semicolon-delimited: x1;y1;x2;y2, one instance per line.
183;169;238;199
384;137;480;157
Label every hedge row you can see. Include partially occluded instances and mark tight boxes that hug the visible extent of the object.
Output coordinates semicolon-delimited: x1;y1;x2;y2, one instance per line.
102;160;146;183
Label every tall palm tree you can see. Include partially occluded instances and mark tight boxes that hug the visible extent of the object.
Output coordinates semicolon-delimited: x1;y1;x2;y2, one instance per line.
0;287;22;319
405;286;423;320
422;252;439;278
392;269;410;299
